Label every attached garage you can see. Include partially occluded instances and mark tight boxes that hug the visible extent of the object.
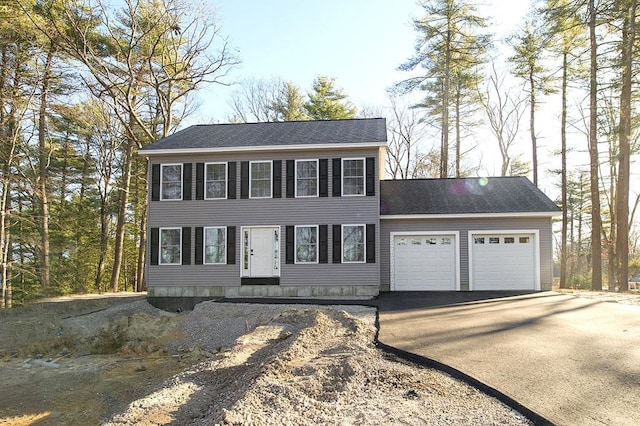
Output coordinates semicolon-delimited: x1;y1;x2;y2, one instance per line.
379;177;561;292
391;232;459;291
469;231;539;291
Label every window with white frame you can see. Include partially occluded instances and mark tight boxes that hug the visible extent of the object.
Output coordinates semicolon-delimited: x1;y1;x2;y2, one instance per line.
160;228;181;264
342;158;364;196
204;227;226;264
342;225;365;263
295;225;318;263
296;160;318;197
161;164;182;200
250;161;272;198
205;162;227;199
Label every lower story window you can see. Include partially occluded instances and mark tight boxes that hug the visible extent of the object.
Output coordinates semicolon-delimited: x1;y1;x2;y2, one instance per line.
343;224;365;263
296;225;318;263
160;228;181;265
204;227;226;264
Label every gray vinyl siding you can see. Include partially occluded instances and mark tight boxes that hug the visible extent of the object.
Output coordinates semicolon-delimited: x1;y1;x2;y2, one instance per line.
380;217;554;292
147;147;381;289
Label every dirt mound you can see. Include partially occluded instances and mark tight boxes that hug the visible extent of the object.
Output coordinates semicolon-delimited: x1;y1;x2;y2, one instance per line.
1;297;531;425
106;306;531;426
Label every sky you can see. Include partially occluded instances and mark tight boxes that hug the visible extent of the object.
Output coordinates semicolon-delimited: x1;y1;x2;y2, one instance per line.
194;0;532;123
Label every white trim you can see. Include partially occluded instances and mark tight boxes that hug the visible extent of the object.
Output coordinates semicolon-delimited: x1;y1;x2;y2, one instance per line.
341;157;365;197
139;142;387;156
204;162;228;200
160;163;183;201
240;225;281;277
295;159;319;198
294;225;319;264
249;160;272;199
342;224;366;264
381;211;561;220
159;227;182;265
389;231;460;291
468;229;540;291
203;226;227;264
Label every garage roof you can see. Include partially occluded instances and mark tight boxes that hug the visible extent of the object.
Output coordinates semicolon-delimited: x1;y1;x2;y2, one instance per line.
139;118;387;154
380;177;561;216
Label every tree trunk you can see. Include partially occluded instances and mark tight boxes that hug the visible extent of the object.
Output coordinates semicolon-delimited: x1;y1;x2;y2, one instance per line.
136;197;147;292
455;82;461;177
38;49;54;295
615;0;636;291
560;52;568;289
588;0;603;290
109;140;135;293
529;73;538;187
441;27;451;178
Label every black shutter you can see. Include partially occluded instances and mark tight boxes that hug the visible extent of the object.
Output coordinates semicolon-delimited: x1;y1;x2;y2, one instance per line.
332;158;341;197
150;227;159;265
240;161;249;199
227;226;236;264
182;227;191;265
195;227;203;265
151;164;160;201
366;224;375;263
195;163;204;200
183;163;192;200
319;225;328;264
332;224;341;264
286;160;295;198
286;225;295;264
273;160;282;198
366;157;375;196
319;159;328;197
228;162;237;199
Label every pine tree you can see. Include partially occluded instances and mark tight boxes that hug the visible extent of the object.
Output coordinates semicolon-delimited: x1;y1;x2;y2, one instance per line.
304;76;356;120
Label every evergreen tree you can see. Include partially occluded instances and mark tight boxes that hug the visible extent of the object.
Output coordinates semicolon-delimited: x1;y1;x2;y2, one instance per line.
304;76;356;120
396;0;490;178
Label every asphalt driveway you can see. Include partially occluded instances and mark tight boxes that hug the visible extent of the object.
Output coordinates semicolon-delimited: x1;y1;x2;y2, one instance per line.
377;291;640;426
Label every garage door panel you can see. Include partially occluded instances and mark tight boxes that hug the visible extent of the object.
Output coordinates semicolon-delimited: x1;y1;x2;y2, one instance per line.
471;233;536;291
393;234;457;291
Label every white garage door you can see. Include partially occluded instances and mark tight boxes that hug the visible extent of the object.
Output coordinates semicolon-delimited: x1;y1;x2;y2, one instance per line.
471;233;537;290
393;234;457;291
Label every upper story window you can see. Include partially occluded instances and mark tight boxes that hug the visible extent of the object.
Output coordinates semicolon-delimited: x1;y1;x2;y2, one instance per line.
205;162;227;199
204;226;226;264
250;161;272;198
160;228;181;265
161;164;182;200
296;159;318;197
342;158;364;196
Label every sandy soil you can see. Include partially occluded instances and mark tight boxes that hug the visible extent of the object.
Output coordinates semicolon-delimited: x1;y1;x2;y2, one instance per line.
0;294;536;425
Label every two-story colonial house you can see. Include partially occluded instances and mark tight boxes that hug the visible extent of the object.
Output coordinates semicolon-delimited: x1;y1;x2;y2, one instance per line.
139;118;560;309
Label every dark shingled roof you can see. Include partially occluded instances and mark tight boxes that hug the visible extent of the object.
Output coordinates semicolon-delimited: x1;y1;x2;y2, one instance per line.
380;177;561;215
140;118;387;152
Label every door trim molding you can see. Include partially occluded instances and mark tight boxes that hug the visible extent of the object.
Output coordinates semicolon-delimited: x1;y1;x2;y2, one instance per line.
240;226;281;278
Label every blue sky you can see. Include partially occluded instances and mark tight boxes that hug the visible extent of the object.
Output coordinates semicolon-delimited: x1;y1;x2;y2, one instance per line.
194;0;531;123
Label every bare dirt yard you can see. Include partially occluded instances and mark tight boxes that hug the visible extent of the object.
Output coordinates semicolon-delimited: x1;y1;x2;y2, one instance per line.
0;294;535;425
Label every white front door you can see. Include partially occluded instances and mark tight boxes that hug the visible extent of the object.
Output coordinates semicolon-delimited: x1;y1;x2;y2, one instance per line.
242;226;280;277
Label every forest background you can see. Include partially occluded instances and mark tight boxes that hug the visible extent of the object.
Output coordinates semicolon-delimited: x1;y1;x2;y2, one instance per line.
1;0;638;307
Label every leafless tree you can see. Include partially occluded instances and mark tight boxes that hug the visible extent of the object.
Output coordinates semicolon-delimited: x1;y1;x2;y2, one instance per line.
479;63;526;176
